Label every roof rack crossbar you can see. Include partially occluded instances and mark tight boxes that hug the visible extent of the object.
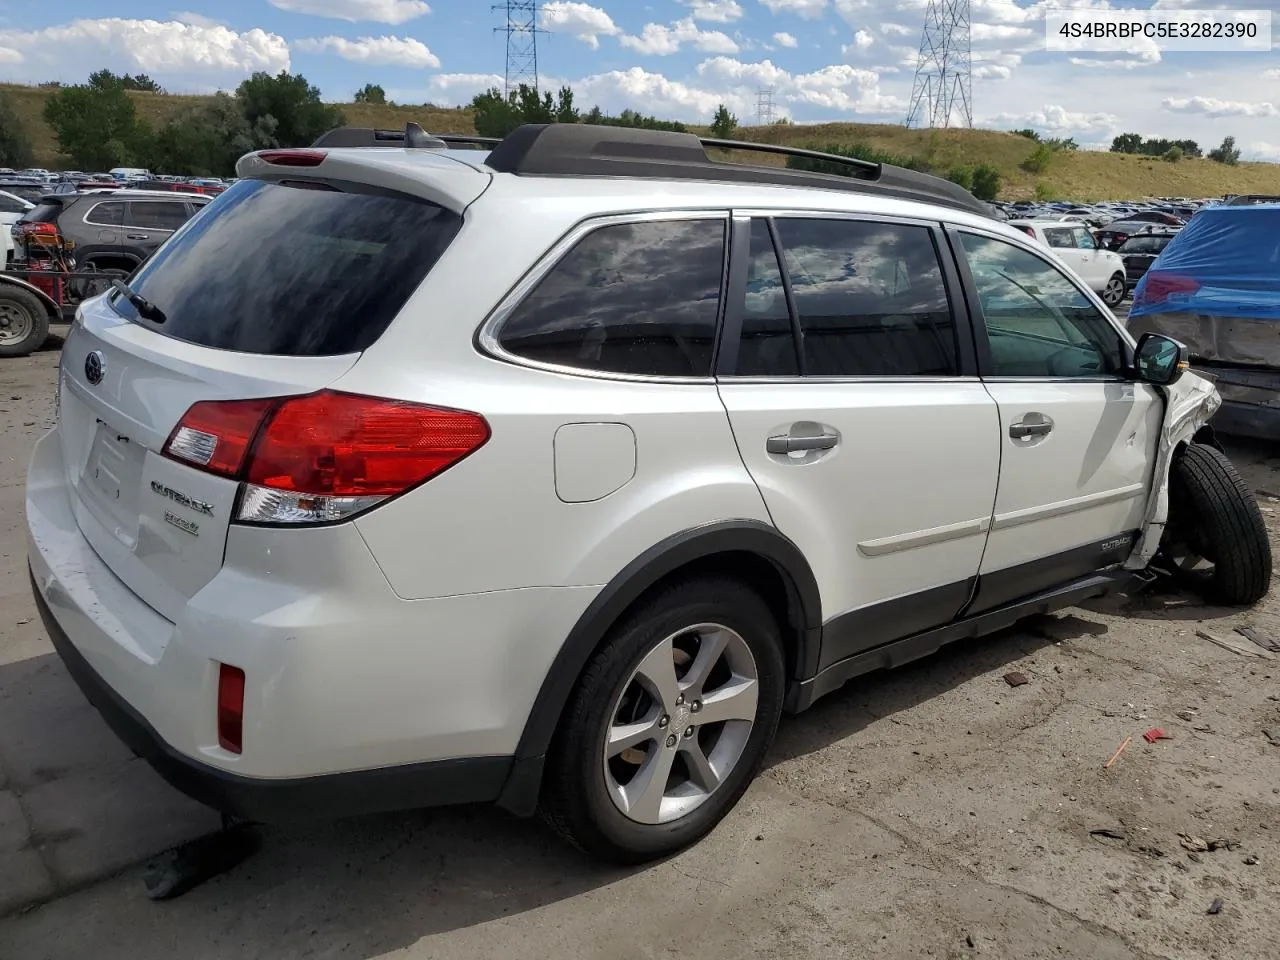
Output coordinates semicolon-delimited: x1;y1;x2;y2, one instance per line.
698;137;879;176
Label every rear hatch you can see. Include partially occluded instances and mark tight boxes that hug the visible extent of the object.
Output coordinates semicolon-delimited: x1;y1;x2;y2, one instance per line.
1128;206;1280;368
56;155;485;623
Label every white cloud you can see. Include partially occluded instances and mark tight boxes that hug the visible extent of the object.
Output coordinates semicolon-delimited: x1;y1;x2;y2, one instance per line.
881;22;914;37
970;23;1036;41
759;0;828;18
172;11;228;28
540;2;620;49
1243;141;1280;162
974;64;1012;80
985;104;1121;136
684;0;744;21
295;34;439;67
1163;96;1278;118
1068;54;1159;70
0;19;290;86
842;28;874;55
0;46;21;64
773;31;799;48
424;72;505;100
267;0;430;26
621;18;739;55
1265;69;1280;80
697;56;902;115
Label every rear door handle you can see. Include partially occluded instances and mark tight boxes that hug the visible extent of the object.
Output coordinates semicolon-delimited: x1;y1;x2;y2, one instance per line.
125;234;150;240
1009;415;1054;440
767;434;839;454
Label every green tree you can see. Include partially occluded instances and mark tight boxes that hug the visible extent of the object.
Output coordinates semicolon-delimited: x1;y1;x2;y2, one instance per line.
470;87;523;138
970;163;1002;201
1163;145;1184;163
1020;142;1056;173
1043;137;1077;151
43;81;147;170
710;104;737;139
148;93;276;176
353;83;387;104
86;69;163;94
0;92;34;168
946;166;974;191
555;85;579;124
235;71;344;148
1033;181;1057;201
1110;132;1143;154
1208;135;1240;165
1011;128;1040;141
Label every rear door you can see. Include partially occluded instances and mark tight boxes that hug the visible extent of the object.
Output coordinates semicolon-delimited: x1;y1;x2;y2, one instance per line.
122;198;193;260
716;214;1000;670
951;227;1161;613
56;176;470;622
1042;225;1091;285
76;197;127;264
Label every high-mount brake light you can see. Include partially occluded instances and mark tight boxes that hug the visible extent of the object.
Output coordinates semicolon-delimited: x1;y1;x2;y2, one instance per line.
161;391;490;525
257;149;327;167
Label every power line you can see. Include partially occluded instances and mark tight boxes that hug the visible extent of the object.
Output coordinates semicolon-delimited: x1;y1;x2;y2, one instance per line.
756;86;776;126
905;0;974;129
492;1;547;94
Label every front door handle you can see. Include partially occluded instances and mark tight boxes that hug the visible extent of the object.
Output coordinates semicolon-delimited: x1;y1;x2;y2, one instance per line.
1009;414;1054;440
125;234;150;240
767;433;839;454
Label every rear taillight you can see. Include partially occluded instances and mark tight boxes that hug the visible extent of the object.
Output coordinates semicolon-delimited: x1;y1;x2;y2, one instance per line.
1135;272;1201;307
18;221;60;244
257;149;327;167
217;664;245;754
162;390;490;524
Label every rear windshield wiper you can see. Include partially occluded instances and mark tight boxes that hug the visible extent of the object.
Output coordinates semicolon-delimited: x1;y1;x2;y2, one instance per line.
111;279;167;324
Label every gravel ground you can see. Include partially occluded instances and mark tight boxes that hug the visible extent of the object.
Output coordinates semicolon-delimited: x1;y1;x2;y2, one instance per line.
1;337;1278;960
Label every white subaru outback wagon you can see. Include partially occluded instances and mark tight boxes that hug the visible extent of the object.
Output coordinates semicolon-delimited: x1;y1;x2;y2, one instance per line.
26;123;1271;863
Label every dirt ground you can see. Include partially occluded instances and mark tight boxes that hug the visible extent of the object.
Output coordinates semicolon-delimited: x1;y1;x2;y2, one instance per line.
1;339;1278;960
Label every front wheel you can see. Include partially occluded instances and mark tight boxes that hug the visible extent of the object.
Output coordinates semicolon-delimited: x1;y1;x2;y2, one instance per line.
541;578;785;863
1101;272;1126;307
0;285;51;358
1161;443;1272;605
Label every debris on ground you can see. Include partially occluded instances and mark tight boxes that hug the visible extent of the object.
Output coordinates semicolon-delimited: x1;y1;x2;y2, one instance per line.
141;823;261;901
1176;708;1198;722
15;617;30;625
1003;671;1030;687
1178;834;1239;853
1104;736;1132;768
1143;728;1172;744
1263;729;1279;746
1208;897;1225;915
1089;828;1128;842
1244;855;1260;865
1197;629;1273;659
1236;626;1280;653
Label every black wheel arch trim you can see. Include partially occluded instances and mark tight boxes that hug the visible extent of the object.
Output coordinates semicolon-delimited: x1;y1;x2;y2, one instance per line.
497;519;821;816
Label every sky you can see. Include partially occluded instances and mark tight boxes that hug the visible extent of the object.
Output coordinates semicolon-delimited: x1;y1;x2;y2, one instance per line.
0;0;1278;159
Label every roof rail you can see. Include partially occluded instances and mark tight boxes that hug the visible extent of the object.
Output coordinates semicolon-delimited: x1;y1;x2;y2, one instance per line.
483;124;989;217
311;123;499;150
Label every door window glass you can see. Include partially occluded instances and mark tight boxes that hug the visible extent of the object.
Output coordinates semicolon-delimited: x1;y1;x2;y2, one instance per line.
127;201;192;231
1071;227;1096;249
959;233;1126;378
1042;227;1073;249
499;218;726;377
771;218;959;377
84;201;125;226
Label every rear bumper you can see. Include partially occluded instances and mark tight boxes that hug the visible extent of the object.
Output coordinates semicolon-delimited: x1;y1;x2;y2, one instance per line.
1197;366;1280;442
32;576;512;823
1212;399;1280;442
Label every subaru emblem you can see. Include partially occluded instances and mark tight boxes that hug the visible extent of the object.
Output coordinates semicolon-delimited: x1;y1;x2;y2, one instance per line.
84;350;105;385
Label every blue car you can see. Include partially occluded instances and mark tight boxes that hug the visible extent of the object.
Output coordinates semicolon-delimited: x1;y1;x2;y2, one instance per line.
1128;203;1280;441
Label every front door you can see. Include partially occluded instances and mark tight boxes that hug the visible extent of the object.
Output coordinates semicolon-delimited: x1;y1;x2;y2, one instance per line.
716;215;1000;670
951;229;1162;613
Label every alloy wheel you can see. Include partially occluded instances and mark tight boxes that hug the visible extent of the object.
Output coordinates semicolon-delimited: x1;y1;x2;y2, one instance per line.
602;623;759;825
0;298;33;346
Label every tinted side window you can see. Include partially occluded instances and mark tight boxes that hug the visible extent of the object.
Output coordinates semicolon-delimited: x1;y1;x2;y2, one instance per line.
127;200;191;231
736;220;798;376
772;218;959;377
1042;227;1073;249
959;233;1125;378
84;201;125;226
498;218;726;377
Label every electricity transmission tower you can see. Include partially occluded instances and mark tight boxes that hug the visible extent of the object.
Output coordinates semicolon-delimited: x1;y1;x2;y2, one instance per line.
756;86;776;126
904;0;973;129
493;1;546;94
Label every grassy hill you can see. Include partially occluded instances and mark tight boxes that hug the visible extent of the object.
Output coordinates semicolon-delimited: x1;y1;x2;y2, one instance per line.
8;82;1280;201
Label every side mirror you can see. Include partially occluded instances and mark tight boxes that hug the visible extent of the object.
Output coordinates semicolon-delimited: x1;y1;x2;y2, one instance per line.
1134;332;1189;385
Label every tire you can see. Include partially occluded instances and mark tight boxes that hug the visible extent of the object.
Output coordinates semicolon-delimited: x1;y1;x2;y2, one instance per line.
541;577;786;864
1163;442;1272;605
1101;272;1126;307
0;285;51;358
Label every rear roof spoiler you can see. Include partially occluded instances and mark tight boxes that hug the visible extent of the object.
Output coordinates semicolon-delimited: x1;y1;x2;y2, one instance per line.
311;123;500;151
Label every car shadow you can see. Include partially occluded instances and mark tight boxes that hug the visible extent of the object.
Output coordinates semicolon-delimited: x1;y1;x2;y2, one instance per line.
0;580;1241;954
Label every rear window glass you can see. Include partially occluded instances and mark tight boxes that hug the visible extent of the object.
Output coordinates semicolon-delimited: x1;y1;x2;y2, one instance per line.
109;179;462;356
1119;236;1169;254
22;201;63;223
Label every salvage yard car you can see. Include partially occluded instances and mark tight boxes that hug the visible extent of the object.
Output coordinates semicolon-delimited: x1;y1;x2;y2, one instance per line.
26;124;1272;865
1128;202;1280;442
1007;218;1128;306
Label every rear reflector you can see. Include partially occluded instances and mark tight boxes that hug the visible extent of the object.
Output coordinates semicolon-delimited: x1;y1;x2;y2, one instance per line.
162;391;490;525
217;664;245;754
257;149;327;167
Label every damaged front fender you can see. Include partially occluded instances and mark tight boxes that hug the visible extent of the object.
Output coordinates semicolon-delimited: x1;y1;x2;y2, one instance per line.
1125;371;1221;570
